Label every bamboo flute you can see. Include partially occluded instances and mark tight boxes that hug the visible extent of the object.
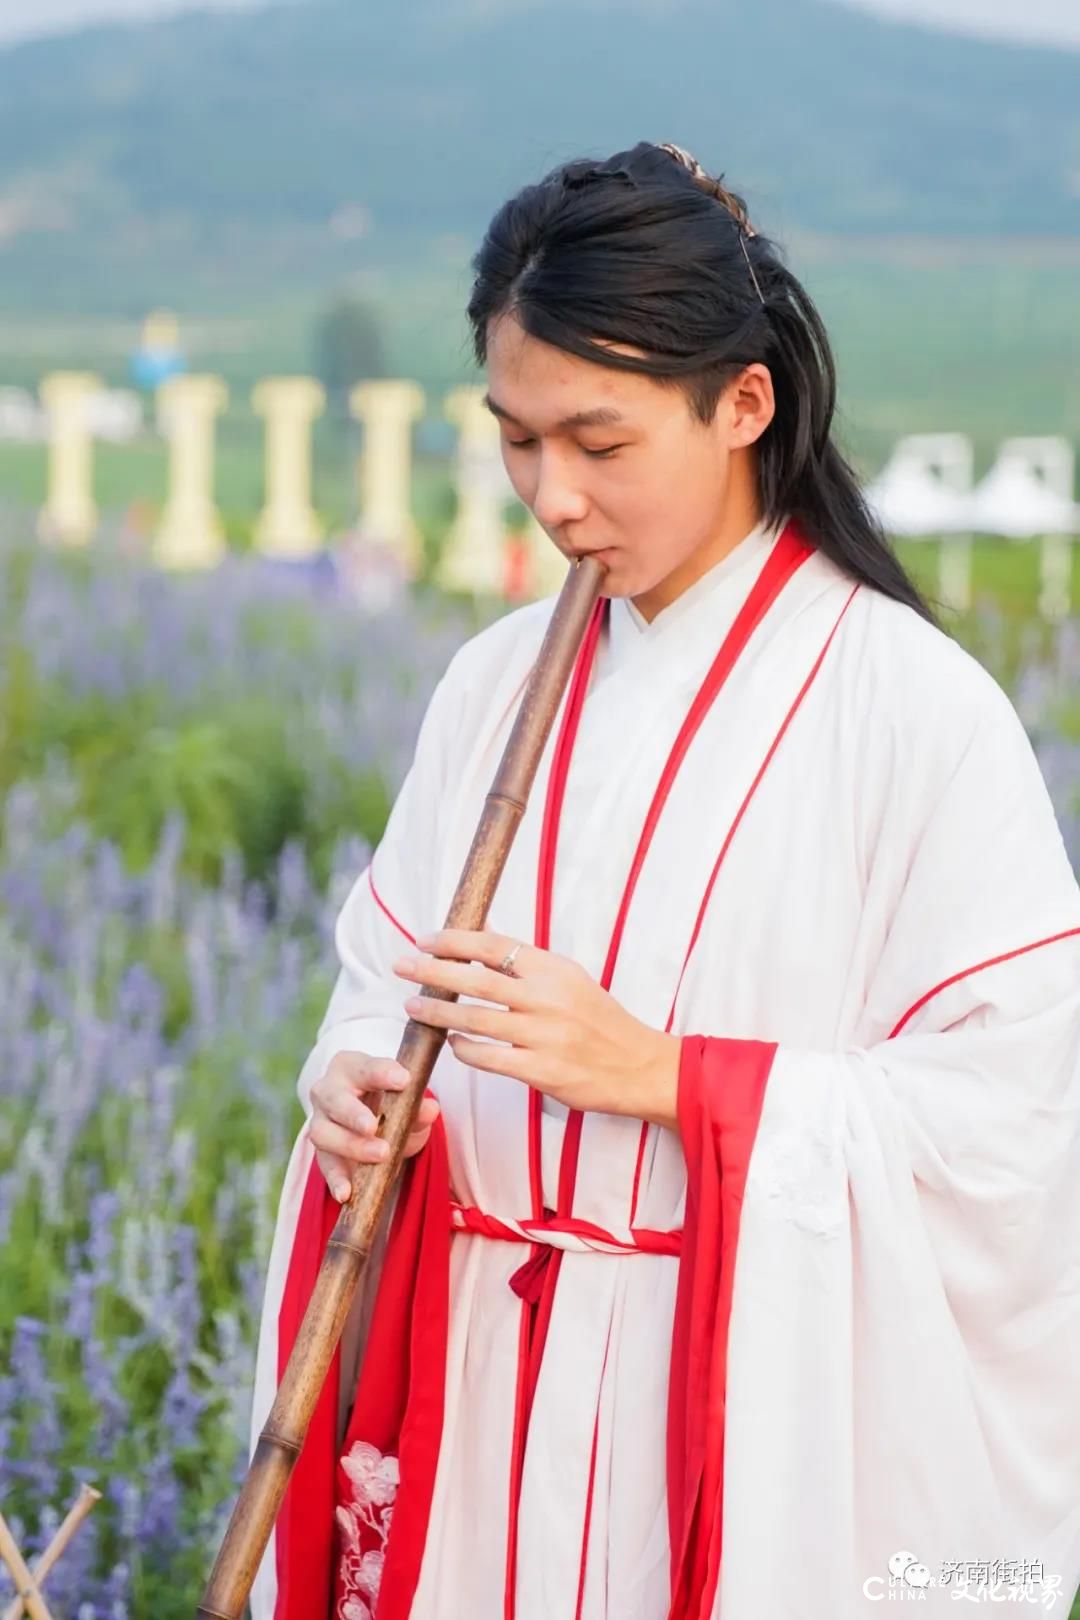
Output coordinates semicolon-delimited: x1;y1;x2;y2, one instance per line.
196;551;607;1619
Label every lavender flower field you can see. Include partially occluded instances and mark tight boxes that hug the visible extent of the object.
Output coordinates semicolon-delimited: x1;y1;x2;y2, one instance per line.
0;529;1077;1617
0;530;472;1617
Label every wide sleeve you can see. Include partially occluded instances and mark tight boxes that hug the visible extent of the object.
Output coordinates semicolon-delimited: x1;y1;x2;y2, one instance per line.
668;666;1080;1618
295;652;466;1115
248;649;464;1620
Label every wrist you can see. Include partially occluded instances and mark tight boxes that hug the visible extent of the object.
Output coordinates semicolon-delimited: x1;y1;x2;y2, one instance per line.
635;1028;682;1133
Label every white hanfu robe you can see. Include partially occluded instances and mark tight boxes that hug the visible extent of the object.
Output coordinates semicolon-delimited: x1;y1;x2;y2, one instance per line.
250;514;1080;1620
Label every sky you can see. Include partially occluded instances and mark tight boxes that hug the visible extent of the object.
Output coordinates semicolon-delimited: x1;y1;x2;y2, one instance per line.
0;0;1077;48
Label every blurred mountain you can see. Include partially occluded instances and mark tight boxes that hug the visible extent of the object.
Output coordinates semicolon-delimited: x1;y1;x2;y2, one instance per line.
0;0;1076;305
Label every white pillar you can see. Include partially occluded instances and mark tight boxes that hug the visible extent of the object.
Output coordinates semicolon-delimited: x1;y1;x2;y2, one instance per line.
1038;534;1073;623
938;536;974;617
154;375;228;569
932;436;975;615
350;380;425;577
251;376;325;558
1029;440;1075;624
37;372;101;546
439;385;512;595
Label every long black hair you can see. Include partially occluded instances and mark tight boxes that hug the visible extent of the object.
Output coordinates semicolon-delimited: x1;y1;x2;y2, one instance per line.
466;139;939;626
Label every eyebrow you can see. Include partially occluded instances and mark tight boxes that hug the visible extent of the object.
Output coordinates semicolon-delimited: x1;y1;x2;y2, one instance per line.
482;393;626;432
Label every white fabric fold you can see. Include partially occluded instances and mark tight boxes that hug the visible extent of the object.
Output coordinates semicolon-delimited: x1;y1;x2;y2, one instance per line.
250;521;1080;1619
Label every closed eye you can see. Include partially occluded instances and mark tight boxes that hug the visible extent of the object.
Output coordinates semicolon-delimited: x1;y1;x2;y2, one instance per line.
505;438;623;460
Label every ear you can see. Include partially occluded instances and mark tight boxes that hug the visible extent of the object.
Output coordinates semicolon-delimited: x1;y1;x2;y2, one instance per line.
727;363;775;450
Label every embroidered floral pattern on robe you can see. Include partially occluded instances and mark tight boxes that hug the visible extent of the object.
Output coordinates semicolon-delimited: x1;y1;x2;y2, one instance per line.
334;1440;400;1620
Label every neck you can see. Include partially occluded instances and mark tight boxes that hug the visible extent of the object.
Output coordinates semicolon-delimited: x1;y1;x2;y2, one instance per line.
629;460;762;625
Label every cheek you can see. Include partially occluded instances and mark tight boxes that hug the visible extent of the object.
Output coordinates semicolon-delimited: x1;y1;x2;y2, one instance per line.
503;455;531;504
603;457;667;522
634;436;717;507
615;458;722;576
615;453;706;541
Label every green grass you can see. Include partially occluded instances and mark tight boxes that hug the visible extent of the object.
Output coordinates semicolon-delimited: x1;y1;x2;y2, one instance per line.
1;244;1078;467
900;534;1080;621
806;251;1080;474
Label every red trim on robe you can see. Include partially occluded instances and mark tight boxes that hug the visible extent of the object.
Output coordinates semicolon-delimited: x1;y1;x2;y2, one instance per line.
888;925;1080;1037
657;586;858;1612
504;588;608;1616
575;1327;613;1620
628;1122;650;1227
272;1110;451;1620
666;1035;778;1620
367;864;418;946
664;582;860;1027
628;583;859;1235
506;520;816;1613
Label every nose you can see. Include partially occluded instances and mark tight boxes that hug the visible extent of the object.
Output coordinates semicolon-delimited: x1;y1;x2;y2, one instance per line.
529;445;589;533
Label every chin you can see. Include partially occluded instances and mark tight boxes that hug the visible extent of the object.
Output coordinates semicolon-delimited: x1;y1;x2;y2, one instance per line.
602;565;647;598
608;581;650;604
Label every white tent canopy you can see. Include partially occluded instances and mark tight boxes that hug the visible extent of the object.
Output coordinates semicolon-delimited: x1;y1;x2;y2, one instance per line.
863;433;974;537
963;438;1079;538
862;435;1077;621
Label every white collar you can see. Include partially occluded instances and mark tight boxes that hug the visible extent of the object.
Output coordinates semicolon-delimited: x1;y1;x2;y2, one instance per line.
608;515;786;668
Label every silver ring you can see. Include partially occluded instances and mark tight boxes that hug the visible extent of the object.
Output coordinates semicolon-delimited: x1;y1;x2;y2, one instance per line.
499;942;524;976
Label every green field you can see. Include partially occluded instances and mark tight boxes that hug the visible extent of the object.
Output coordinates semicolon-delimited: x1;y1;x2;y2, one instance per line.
0;243;1078;471
1;245;1077;627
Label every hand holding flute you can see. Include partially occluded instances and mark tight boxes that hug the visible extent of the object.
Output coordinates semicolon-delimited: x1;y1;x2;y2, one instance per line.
308;1055;441;1201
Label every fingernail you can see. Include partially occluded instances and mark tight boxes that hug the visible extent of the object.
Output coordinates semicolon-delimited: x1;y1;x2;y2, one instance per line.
374;1140;390;1159
334;1180;351;1202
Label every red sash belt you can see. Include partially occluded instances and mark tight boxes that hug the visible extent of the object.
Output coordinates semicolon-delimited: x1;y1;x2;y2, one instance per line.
450;1198;682;1304
451;1199;682;1255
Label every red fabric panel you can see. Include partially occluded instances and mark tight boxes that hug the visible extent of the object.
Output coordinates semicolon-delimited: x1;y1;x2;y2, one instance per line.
667;1035;778;1619
343;1113;451;1618
273;1111;451;1620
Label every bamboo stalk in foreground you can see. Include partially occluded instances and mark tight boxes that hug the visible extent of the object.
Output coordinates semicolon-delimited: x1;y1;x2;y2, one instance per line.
0;1485;102;1620
0;1510;53;1620
196;551;607;1619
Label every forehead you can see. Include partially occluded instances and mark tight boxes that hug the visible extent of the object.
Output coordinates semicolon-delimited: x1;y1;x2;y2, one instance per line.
484;312;670;428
